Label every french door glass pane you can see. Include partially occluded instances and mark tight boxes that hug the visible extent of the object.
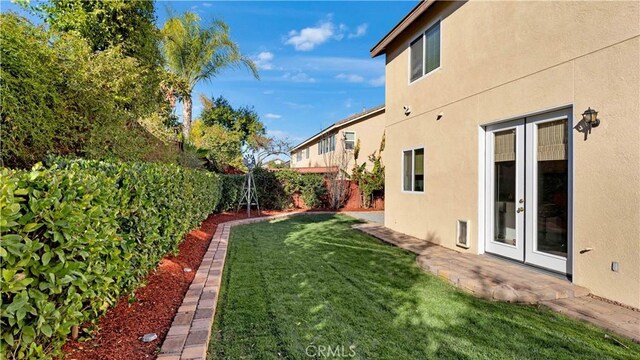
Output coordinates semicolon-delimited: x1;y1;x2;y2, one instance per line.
414;149;424;191
536;120;568;257
410;36;423;81
494;130;517;246
425;22;440;73
403;151;412;191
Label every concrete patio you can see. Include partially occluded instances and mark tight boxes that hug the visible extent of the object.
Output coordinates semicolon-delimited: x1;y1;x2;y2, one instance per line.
353;222;640;343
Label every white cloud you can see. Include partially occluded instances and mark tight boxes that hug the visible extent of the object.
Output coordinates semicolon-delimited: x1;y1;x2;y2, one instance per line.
282;72;316;83
335;73;364;83
265;113;282;119
253;51;275;70
284;101;313;110
348;23;368;39
369;75;385;87
285;21;335;51
344;98;353;108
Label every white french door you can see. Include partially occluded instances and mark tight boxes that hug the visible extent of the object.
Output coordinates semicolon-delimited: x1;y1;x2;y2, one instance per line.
485;108;572;274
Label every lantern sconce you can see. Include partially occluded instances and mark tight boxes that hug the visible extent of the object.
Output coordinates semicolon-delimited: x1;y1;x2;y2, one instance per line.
581;107;600;134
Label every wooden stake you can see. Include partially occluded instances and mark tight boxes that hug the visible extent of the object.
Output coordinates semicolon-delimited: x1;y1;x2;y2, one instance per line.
71;325;79;340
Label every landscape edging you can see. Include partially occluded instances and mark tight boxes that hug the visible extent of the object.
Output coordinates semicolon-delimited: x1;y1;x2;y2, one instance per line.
157;211;333;360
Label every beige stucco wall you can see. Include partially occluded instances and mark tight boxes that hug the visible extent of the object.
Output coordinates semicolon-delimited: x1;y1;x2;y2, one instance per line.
383;0;640;307
291;110;386;174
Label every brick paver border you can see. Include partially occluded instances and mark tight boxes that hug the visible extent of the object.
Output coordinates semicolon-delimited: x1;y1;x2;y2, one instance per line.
158;211;329;360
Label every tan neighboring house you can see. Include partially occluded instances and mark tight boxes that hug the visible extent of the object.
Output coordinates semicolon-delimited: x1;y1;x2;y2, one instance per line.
372;1;639;308
290;105;385;174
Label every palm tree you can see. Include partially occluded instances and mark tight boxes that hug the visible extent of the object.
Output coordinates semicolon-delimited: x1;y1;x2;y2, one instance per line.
161;12;259;139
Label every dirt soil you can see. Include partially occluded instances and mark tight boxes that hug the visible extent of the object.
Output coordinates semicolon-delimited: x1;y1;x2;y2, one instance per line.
62;211;285;360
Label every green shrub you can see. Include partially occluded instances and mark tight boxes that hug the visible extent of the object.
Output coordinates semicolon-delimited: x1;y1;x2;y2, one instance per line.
217;175;245;212
218;169;327;211
252;167;289;210
0;159;221;359
0;13;174;169
299;174;326;209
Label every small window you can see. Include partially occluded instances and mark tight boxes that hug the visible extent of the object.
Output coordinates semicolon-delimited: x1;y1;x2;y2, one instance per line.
296;151;302;161
330;134;336;152
318;141;322;155
324;137;329;153
409;21;440;82
344;131;355;150
403;148;425;192
306;147;310;159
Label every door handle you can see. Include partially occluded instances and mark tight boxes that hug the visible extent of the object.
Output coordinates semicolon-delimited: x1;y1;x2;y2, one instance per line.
517;207;525;213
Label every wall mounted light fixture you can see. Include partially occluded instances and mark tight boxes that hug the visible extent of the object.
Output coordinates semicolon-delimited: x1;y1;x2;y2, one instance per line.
581;107;600;134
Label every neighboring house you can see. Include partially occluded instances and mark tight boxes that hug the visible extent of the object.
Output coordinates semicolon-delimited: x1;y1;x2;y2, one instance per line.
290;105;385;174
264;158;289;169
372;1;639;308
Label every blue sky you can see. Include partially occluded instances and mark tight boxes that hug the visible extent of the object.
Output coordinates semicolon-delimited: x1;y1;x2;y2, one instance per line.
3;0;417;144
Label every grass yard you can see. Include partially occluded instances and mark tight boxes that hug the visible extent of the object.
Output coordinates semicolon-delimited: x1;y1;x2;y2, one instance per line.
209;214;640;359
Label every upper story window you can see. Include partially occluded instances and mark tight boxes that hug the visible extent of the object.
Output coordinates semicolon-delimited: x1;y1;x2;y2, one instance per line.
305;147;310;159
318;134;337;155
296;151;302;162
344;131;356;150
410;21;440;83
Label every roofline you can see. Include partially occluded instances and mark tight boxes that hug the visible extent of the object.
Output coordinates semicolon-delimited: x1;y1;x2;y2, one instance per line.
370;0;436;58
290;105;385;152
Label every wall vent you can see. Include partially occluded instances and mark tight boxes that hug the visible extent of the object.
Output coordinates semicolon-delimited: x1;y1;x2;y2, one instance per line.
456;220;470;249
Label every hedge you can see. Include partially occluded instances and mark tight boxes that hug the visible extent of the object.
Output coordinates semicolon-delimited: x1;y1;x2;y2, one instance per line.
0;159;221;359
217;168;326;211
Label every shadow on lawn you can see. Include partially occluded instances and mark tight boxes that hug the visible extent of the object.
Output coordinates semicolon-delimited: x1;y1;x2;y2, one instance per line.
212;214;639;360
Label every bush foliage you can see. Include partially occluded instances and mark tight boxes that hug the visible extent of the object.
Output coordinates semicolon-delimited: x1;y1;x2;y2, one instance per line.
0;13;178;169
0;159;221;359
218;169;326;211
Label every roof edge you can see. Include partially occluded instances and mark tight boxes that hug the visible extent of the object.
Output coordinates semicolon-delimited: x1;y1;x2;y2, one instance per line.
290;105;385;152
370;0;436;58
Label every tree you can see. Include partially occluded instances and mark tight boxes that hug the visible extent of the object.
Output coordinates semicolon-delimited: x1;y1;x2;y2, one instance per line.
0;13;177;168
38;0;164;116
161;12;259;139
39;0;162;69
200;95;265;143
247;134;292;167
190;121;243;172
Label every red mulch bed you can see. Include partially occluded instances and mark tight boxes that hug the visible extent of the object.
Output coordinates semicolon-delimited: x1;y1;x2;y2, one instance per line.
62;211;286;360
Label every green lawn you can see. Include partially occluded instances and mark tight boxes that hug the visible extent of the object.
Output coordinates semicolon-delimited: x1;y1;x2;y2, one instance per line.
209;214;639;359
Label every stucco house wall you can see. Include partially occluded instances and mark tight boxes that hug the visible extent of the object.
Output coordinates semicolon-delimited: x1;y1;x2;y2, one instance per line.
378;1;639;307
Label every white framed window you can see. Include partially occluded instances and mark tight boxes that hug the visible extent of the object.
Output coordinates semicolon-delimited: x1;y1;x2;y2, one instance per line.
344;131;356;150
296;151;302;162
318;141;322;155
409;20;440;83
305;147;310;159
329;134;336;151
402;148;424;192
